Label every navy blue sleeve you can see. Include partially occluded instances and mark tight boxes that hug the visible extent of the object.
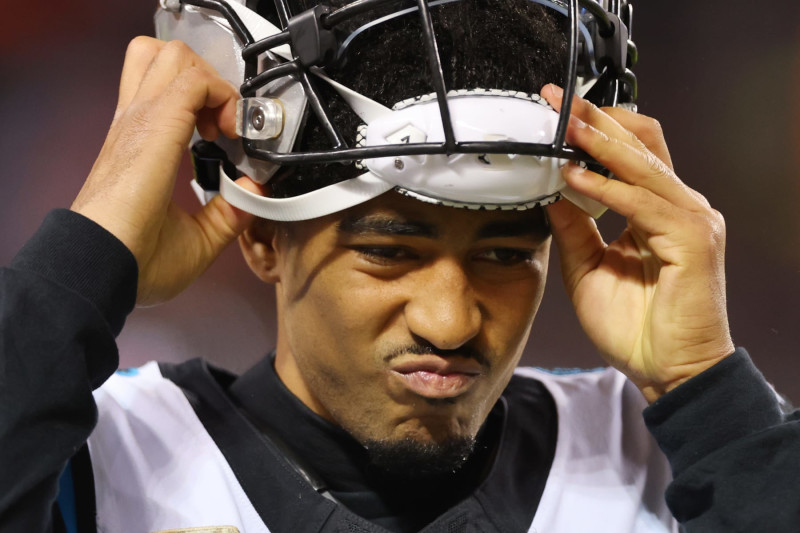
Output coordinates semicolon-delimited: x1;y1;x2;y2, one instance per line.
644;348;800;531
0;209;137;532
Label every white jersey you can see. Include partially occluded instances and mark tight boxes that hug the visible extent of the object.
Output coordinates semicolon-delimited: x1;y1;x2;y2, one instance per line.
88;362;677;533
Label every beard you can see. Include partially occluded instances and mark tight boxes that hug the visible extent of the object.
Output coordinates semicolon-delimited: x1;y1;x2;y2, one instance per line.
361;435;477;482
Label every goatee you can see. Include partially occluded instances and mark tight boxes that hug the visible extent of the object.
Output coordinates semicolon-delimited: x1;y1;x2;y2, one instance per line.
362;435;477;481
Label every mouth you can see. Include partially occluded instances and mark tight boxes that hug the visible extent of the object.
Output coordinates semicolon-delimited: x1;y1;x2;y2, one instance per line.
389;356;484;400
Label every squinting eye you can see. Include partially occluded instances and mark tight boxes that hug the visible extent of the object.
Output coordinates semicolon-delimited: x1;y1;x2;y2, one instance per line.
477;248;534;265
356;246;415;264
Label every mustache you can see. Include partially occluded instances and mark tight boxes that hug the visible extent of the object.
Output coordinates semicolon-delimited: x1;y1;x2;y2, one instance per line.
382;341;490;369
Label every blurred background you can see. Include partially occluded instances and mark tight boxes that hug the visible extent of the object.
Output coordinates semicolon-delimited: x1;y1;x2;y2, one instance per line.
2;1;799;402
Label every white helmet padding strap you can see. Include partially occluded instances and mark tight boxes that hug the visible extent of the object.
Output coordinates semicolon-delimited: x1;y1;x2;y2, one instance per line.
218;166;394;221
313;70;393;123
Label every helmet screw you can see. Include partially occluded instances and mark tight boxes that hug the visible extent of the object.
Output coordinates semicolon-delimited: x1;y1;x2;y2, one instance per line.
250;107;265;131
394;158;404;170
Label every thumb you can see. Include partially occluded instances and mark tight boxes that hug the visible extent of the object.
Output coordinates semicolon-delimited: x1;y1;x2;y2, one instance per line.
193;177;262;260
545;198;605;296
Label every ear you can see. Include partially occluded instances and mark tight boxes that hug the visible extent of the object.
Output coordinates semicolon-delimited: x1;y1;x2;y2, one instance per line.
239;219;283;284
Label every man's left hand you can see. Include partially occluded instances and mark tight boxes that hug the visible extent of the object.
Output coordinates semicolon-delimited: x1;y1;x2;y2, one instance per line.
542;84;734;403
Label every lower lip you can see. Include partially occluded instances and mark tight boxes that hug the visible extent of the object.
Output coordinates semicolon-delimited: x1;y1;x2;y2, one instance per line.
392;370;478;399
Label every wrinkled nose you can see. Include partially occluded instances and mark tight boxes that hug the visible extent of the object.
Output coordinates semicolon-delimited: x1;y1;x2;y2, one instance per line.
404;258;482;350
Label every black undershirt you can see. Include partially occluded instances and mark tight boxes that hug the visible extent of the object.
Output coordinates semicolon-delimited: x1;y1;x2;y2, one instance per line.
226;354;505;532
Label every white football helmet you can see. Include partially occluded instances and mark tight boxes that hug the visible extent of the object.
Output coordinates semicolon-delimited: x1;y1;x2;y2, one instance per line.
155;0;637;220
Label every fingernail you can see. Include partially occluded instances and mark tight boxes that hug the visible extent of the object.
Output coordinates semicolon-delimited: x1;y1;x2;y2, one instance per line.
562;162;582;176
549;84;563;98
570;116;587;129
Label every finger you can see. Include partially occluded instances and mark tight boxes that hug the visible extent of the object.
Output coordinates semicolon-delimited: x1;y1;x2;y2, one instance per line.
563;116;706;212
542;84;642;153
196;107;220;141
136;65;240;149
134;40;235;105
192;176;261;262
603;106;673;169
542;84;704;212
600;108;712;208
215;96;240;139
545;198;606;296
562;163;694;243
197;96;240;141
117;37;165;114
138;43;239;139
97;67;240;215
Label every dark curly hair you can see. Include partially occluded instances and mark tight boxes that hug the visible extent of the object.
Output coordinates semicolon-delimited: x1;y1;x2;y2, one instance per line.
248;0;569;197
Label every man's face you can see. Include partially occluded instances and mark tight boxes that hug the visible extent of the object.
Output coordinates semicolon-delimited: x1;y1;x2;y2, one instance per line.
260;192;550;451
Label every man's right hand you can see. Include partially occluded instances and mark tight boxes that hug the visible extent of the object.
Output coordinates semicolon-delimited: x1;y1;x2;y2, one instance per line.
71;37;260;306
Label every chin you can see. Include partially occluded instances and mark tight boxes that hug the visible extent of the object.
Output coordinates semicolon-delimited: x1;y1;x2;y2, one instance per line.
362;433;478;480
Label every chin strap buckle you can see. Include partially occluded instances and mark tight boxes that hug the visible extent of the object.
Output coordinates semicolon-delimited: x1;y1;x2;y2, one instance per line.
189;141;238;205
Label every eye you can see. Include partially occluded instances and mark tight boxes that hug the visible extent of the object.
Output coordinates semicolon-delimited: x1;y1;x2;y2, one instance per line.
475;248;534;266
355;246;417;265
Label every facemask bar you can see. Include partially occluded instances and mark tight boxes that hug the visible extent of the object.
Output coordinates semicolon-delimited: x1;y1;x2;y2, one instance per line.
176;0;635;167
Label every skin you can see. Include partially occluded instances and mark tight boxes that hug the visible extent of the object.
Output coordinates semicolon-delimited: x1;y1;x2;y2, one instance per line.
540;84;734;402
239;194;550;444
71;39;734;450
71;37;260;306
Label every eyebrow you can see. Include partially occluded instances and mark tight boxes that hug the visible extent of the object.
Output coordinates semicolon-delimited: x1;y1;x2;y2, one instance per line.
337;211;550;240
475;218;550;240
337;214;438;238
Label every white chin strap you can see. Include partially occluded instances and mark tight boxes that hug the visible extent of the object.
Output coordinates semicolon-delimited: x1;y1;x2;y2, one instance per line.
209;168;394;221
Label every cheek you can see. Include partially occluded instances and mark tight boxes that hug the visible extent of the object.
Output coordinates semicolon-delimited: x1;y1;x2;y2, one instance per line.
281;262;399;385
289;271;395;347
280;271;409;441
485;258;549;344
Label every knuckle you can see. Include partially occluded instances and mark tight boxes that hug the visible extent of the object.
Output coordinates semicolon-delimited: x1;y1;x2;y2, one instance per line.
689;208;727;250
593;171;617;204
166;65;205;93
126;36;159;60
177;65;211;90
625;127;641;146
708;209;727;235
643;116;664;134
640;116;665;143
690;189;712;209
644;151;671;178
586;129;614;160
162;39;190;55
604;106;634;120
584;100;602;118
584;130;621;165
592;127;612;148
157;40;194;66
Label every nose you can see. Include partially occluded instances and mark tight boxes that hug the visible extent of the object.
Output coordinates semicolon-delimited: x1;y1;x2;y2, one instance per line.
404;258;482;350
